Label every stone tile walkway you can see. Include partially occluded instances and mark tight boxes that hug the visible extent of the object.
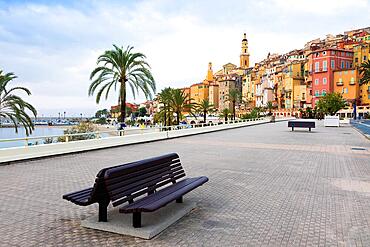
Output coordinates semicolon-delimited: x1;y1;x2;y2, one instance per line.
0;120;369;246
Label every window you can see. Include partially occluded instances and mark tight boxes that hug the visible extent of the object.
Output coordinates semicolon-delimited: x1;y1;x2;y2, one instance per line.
322;90;327;95
341;61;344;68
331;60;335;69
344;70;348;75
323;78;327;84
339;78;343;83
364;56;367;61
368;95;370;99
344;88;348;94
323;61;327;70
346;62;350;68
351;70;354;74
323;51;326;55
350;77;355;84
315;62;319;72
315;79;319;85
315;90;319;96
332;51;336;55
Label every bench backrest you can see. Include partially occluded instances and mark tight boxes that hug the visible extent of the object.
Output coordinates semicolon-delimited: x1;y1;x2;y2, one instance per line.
104;153;185;207
288;121;315;128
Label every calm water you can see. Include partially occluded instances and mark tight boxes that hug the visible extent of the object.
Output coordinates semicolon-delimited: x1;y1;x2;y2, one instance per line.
0;127;65;149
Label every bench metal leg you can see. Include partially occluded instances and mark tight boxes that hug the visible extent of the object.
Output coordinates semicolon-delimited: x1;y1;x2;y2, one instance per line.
176;196;183;203
309;127;311;132
98;200;109;222
292;127;294;131
133;212;141;228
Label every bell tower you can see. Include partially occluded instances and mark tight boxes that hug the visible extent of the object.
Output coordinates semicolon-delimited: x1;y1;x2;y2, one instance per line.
240;33;250;68
206;62;214;82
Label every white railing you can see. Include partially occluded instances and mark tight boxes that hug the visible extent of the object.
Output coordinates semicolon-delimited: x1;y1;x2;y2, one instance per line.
0;118;265;148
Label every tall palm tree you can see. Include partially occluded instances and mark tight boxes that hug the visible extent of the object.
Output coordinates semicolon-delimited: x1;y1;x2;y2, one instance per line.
359;60;370;85
219;108;231;122
158;87;173;126
89;45;156;129
225;88;241;120
266;101;274;115
0;70;37;136
168;89;196;125
197;99;214;123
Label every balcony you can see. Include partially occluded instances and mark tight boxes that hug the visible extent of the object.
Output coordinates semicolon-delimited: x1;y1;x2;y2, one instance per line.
349;81;356;85
336;81;343;86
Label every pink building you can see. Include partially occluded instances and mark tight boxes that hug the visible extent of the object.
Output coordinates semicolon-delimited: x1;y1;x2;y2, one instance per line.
308;48;354;107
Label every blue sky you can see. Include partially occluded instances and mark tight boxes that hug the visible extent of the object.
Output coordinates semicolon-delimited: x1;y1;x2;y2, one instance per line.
1;0;369;117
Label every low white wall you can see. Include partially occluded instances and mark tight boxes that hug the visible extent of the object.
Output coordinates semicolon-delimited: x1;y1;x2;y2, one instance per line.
0;118;288;164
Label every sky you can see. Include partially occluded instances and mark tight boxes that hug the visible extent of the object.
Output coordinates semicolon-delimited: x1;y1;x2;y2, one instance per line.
0;0;369;117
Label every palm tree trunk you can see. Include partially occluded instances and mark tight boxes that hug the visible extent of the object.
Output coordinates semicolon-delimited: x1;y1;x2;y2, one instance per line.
119;80;126;128
176;111;180;125
233;101;236;120
163;104;167;126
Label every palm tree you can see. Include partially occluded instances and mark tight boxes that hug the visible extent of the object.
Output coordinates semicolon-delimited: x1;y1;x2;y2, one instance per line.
225;88;241;120
89;45;156;129
266;101;274;115
158;87;173;126
359;60;370;85
168;89;196;125
219;108;231;122
197;99;214;123
0;70;37;136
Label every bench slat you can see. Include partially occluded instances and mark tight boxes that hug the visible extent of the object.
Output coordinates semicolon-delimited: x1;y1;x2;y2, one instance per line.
105;159;181;186
106;163;183;192
120;176;209;213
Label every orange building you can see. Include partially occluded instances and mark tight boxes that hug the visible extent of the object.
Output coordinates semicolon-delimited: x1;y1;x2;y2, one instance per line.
333;69;359;105
190;83;209;104
181;87;191;104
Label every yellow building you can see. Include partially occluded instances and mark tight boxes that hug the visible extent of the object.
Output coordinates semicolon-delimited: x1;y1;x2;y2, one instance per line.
353;43;369;67
333;69;359;105
282;62;305;109
242;68;255;107
240;33;250;68
360;84;370;105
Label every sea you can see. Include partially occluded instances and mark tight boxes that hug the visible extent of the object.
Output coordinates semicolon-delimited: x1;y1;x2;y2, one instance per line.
0;126;65;149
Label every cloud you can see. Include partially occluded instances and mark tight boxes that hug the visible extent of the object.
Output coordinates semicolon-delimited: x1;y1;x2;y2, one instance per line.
0;0;369;116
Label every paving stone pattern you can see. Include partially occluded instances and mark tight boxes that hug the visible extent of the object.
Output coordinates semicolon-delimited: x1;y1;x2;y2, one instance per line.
0;121;369;246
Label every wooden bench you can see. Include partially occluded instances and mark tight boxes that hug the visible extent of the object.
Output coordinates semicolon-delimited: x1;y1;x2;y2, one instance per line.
63;153;209;228
288;120;315;132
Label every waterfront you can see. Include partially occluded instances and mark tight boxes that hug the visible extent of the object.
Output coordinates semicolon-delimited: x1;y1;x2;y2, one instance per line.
1;121;369;246
0;126;65;149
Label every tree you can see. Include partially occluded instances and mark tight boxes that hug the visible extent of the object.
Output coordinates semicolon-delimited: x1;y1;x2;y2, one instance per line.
316;92;346;116
220;108;231;122
266;101;274;115
225;88;242;120
168;89;196;125
89;45;156;129
95;108;109;118
359;60;370;85
0;70;37;136
158;87;173;126
197;99;214;123
138;107;147;117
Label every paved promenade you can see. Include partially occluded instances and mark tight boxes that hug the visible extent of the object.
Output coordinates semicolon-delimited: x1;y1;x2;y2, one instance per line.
1;120;369;246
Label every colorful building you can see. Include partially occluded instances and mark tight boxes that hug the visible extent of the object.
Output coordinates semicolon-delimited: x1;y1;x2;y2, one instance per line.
309;48;354;107
333;69;359;105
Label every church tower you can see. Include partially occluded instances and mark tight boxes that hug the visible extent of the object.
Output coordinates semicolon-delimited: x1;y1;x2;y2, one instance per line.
240;33;250;68
206;62;214;82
